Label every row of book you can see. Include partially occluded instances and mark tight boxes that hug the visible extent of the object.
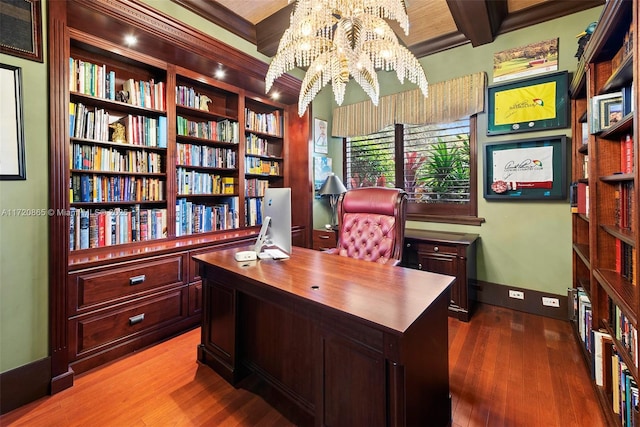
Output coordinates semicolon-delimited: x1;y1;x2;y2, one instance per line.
569;182;588;216
175;197;239;236
246;133;279;157
69;58;166;110
616;182;635;230
71;143;163;174
122;78;166;110
616;239;637;285
245;196;263;227
70;174;164;203
610;301;639;368
571;288;639;426
176;168;235;195
115;114;167;148
590;329;639;427
245;157;280;176
176;116;239;143
69;103;111;141
245;179;269;198
176;143;236;169
572;287;593;353
71;102;168;148
69;58;116;100
69;206;167;251
612;346;640;427
175;85;214;111
245;108;282;136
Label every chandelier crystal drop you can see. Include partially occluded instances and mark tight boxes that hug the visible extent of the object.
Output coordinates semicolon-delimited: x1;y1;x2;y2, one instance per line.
265;0;429;116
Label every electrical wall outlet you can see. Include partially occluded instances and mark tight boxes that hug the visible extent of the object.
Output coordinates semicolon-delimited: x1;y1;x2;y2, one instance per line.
542;297;560;307
509;290;525;300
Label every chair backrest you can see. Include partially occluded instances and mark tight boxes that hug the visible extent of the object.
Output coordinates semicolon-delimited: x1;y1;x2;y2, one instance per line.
335;187;407;265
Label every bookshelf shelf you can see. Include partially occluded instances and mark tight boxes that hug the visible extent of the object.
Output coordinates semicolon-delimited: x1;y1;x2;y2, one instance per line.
570;1;637;424
598;113;633;139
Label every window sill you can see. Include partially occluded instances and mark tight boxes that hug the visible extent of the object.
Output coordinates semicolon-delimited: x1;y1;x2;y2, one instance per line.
406;214;486;226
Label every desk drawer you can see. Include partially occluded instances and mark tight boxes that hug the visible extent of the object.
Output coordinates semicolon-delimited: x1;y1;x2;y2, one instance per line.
69;253;187;314
70;287;188;358
414;241;457;256
313;229;337;251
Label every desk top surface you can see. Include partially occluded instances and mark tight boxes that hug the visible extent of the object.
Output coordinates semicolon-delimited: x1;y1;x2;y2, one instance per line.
194;246;453;334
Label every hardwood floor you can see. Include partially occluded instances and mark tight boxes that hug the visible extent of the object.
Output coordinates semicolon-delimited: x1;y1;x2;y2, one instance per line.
1;304;606;426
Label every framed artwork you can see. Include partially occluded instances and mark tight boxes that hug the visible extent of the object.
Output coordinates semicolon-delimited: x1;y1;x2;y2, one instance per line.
314;156;332;198
493;38;559;83
589;92;623;134
0;0;43;62
0;63;26;179
314;118;328;154
484;135;568;200
487;71;569;136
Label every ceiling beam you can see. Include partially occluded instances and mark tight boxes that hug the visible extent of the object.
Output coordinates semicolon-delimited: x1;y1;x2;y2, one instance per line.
170;0;256;44
256;3;295;57
446;0;508;47
499;0;604;35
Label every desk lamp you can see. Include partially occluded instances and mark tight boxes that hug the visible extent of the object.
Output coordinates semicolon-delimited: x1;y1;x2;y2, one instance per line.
319;173;347;229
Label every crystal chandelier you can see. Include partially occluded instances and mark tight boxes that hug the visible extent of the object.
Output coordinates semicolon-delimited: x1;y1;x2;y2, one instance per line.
265;0;429;116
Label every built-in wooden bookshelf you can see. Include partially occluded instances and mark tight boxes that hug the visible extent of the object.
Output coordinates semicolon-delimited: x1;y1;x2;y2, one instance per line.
244;98;285;226
48;0;311;393
569;1;638;425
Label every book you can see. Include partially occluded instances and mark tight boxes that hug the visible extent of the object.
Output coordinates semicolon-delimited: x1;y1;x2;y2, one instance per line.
570;182;588;215
621;134;634;174
591;330;612;386
79;209;90;249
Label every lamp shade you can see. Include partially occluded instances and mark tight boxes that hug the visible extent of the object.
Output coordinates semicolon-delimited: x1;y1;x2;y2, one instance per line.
319;173;347;196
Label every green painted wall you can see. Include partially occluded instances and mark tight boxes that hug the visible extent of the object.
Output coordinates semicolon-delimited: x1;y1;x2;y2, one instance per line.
0;0;50;373
0;0;603;375
312;7;603;296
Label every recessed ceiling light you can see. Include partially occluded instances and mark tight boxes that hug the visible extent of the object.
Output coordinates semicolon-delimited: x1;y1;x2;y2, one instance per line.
214;68;225;79
124;35;137;46
271;91;280;100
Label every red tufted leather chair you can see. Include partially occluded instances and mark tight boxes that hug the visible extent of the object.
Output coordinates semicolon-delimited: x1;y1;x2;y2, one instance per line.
331;187;407;265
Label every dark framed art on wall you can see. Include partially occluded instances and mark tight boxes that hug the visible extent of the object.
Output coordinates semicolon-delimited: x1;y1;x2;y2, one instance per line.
0;63;26;180
0;0;43;62
487;71;569;136
484;135;568;200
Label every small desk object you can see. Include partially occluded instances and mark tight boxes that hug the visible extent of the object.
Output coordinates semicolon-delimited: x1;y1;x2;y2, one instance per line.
194;246;453;426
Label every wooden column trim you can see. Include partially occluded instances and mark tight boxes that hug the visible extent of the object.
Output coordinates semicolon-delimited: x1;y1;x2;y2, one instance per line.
48;2;73;393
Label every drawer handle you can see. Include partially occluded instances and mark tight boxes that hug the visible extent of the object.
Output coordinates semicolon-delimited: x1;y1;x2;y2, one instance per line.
129;313;145;325
434;246;439;252
129;275;146;286
319;235;329;239
418;263;423;270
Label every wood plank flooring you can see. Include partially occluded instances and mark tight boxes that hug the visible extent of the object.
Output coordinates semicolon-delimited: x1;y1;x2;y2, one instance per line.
1;304;606;426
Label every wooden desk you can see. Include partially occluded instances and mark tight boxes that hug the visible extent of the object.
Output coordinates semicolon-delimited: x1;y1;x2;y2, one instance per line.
194;246;453;426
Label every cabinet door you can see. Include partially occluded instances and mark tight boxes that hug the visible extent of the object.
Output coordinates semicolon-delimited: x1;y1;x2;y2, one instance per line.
418;250;459;307
321;334;386;426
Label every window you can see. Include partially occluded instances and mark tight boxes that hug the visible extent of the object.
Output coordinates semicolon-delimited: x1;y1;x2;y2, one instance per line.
345;116;480;225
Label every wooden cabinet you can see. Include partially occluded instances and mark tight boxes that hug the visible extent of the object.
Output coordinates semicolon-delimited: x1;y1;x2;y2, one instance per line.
48;0;310;388
402;230;479;322
569;1;638;425
312;228;337;251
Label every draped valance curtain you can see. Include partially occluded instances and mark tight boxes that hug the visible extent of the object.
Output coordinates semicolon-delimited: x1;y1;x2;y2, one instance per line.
331;72;487;137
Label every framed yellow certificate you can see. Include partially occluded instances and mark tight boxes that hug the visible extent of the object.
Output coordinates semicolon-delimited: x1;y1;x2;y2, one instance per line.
487;71;569;136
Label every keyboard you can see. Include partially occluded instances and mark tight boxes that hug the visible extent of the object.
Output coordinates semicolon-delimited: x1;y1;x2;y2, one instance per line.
258;248;290;260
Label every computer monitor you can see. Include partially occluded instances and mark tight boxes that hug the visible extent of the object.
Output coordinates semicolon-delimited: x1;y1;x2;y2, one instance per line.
262;187;292;254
